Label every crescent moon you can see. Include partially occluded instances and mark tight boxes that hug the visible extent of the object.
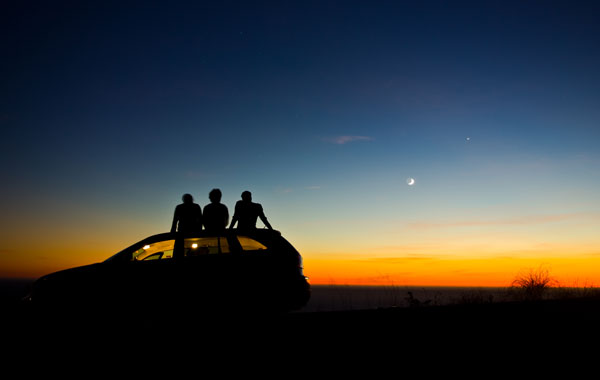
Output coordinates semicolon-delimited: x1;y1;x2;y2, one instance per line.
407;178;415;186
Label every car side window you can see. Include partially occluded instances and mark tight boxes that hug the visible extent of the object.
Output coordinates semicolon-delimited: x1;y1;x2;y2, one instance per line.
184;237;230;256
132;240;175;261
237;236;267;251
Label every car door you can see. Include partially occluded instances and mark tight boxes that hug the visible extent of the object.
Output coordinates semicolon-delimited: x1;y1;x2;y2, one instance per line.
173;235;234;303
120;238;177;305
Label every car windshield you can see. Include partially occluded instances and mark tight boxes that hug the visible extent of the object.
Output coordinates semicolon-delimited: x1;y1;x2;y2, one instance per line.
132;240;175;261
104;239;175;263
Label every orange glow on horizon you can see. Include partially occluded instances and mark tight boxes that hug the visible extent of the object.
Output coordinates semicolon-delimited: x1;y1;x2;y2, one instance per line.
3;234;600;289
303;255;600;287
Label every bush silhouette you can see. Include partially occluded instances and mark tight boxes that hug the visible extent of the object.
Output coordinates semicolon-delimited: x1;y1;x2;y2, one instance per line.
509;266;558;301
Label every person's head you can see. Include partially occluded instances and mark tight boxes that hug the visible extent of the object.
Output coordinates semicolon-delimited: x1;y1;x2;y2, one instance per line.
209;188;222;203
182;193;194;204
241;191;252;202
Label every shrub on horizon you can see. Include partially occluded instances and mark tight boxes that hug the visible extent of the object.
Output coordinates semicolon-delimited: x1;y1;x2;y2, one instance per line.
508;266;558;301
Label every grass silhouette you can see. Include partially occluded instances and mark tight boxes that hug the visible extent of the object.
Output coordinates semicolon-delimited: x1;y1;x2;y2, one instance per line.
508;265;558;301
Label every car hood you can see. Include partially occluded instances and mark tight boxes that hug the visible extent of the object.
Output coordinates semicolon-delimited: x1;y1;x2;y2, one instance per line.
36;263;103;283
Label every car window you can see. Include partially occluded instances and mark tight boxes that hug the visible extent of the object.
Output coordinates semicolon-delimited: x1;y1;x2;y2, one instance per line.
237;236;267;251
184;237;230;256
132;240;175;261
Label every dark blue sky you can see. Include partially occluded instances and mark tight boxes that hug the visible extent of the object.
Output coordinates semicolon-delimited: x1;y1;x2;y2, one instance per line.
2;1;600;280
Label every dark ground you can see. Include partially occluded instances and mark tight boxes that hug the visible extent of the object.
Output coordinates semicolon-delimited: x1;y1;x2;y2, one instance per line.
4;287;600;342
2;279;599;367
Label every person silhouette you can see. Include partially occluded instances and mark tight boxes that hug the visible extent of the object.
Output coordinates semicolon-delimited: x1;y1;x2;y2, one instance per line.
171;193;202;233
229;191;273;231
202;188;229;233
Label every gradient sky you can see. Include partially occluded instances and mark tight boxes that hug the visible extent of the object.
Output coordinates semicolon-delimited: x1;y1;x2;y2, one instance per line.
2;1;600;286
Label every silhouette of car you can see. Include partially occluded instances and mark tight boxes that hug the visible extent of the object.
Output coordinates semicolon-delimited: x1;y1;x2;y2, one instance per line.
26;229;310;314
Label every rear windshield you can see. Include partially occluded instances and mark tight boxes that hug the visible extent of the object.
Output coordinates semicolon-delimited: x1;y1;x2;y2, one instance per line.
237;236;267;251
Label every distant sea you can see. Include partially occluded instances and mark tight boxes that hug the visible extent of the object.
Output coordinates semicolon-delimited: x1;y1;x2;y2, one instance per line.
300;285;510;312
0;278;35;304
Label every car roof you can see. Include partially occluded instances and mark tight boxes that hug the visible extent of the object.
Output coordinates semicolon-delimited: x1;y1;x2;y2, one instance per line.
140;229;282;243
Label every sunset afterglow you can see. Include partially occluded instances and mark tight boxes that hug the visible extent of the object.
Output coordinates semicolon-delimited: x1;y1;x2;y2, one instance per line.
2;2;599;288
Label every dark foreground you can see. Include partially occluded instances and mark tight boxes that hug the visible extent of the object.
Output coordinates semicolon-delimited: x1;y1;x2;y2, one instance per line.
4;295;600;349
4;282;598;370
1;282;597;360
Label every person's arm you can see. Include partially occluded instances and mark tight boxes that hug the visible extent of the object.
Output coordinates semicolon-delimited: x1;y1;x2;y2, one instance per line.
228;215;237;229
229;202;239;229
201;205;208;230
171;206;179;233
223;206;229;229
258;206;273;230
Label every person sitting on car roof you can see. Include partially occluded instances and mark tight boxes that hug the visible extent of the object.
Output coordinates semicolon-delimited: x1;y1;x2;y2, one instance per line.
203;188;229;233
229;191;273;231
171;193;202;233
